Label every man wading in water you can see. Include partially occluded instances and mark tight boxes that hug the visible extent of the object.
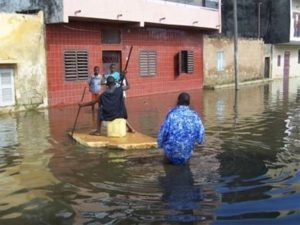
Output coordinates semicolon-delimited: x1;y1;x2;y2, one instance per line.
79;76;134;135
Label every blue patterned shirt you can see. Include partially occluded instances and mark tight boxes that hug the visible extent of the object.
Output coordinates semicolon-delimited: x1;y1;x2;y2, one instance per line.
157;106;205;165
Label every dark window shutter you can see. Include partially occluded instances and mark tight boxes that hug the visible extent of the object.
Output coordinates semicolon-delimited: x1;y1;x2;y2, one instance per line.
178;50;194;75
177;51;182;75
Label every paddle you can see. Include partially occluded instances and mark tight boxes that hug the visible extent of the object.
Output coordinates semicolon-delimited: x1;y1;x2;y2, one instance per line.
71;87;86;137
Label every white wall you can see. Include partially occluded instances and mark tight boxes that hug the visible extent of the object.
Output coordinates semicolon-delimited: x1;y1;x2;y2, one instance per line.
63;0;220;31
272;45;300;79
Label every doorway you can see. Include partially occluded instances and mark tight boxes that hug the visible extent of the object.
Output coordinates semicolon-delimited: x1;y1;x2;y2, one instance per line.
283;51;290;79
102;51;121;74
264;57;270;78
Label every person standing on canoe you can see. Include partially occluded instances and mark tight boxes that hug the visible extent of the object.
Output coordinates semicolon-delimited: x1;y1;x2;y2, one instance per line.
80;76;134;135
157;92;205;165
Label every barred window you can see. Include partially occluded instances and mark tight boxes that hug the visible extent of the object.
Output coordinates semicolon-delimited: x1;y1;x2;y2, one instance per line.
178;50;194;75
64;50;88;81
101;29;121;44
217;51;225;71
0;68;15;106
139;50;157;76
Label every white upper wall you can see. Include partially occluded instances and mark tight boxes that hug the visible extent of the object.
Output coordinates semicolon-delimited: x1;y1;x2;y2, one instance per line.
63;0;221;31
290;0;300;43
272;45;300;79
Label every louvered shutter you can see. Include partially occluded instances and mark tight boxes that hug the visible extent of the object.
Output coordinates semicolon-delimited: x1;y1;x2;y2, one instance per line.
64;50;77;81
148;51;157;76
140;50;157;76
0;69;15;106
187;51;194;74
77;51;88;80
64;50;88;81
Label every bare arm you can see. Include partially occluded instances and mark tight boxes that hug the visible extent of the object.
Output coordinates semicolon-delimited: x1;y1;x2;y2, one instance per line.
79;95;100;107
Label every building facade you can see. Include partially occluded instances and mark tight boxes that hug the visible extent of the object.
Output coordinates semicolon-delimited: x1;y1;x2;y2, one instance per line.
219;0;300;80
203;36;266;87
271;0;300;79
0;11;47;112
0;0;221;107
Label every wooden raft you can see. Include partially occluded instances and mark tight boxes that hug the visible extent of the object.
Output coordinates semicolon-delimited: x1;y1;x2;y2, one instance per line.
71;131;157;150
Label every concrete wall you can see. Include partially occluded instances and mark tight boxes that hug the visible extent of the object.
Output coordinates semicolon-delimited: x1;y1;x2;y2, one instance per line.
0;12;47;112
271;45;300;79
0;0;63;23
203;36;265;87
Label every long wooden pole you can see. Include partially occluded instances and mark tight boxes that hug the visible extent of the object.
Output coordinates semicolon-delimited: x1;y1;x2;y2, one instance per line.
124;46;133;72
233;0;239;90
71;87;86;137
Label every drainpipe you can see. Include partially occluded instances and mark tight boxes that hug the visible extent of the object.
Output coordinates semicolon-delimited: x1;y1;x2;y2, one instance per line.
258;2;262;38
270;44;273;79
233;0;239;90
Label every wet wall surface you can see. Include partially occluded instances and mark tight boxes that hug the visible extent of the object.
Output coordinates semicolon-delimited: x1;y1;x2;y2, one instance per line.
0;79;299;225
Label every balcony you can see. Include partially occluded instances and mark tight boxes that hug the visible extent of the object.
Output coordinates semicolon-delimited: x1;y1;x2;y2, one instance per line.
63;0;221;31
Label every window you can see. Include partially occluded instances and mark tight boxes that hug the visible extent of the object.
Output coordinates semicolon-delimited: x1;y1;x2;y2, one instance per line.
139;50;157;76
217;51;224;71
0;68;15;106
277;55;281;67
178;50;194;75
101;29;121;44
64;50;88;81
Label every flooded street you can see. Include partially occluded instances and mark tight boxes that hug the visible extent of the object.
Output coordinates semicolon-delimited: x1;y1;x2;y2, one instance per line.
0;78;300;225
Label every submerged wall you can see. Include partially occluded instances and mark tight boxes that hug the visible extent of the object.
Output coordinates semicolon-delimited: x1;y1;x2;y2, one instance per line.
203;36;265;87
0;12;48;112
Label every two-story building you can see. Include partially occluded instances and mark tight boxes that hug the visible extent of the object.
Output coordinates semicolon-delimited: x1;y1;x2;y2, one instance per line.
204;0;300;88
0;0;221;107
269;0;300;79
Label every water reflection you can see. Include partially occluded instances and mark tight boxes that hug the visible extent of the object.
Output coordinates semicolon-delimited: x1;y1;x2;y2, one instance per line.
0;78;299;224
160;164;205;222
0;111;60;224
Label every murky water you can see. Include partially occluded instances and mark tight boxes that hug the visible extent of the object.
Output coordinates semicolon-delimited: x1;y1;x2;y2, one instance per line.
0;78;300;225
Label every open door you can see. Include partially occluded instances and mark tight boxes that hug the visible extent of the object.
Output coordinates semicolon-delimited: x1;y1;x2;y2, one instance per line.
102;51;122;74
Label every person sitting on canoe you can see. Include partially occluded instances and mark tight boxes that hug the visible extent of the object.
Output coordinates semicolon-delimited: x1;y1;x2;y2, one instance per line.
79;76;134;135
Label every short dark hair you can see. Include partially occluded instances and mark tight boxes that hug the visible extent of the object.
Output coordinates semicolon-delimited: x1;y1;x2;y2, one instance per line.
177;92;190;106
106;76;115;87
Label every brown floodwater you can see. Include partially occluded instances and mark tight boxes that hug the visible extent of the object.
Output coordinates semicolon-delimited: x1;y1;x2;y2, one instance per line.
0;78;299;225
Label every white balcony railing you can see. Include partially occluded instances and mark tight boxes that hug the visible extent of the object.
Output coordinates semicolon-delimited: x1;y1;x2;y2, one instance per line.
160;0;219;9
